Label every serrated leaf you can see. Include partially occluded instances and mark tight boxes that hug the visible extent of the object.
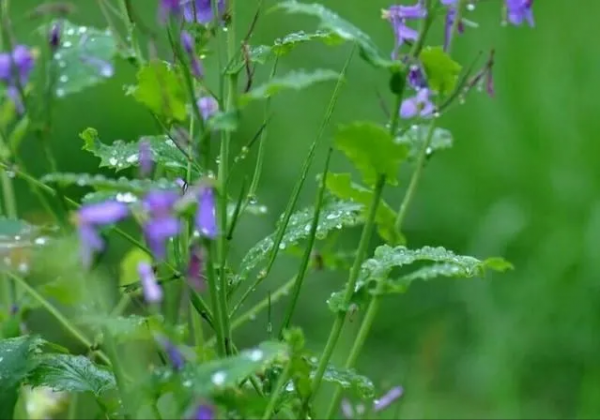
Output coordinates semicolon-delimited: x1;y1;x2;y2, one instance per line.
419;46;462;95
234;200;364;285
48;21;118;97
78;315;163;344
311;362;374;399
80;128;196;177
239;69;339;106
275;1;395;69
335;122;408;186
131;60;187;121
0;336;45;419
328;245;511;312
41;173;177;194
153;342;287;396
28;354;116;396
326;173;403;244
397;125;453;160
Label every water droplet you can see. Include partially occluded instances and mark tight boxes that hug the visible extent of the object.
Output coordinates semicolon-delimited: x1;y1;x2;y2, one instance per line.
66;28;75;36
78;26;88;34
249;314;257;321
116;192;137;203
126;154;138;163
433;111;441;118
34;237;48;246
285;381;295;391
279;243;286;250
212;371;226;386
62;41;73;48
222;27;229;32
248;349;263;362
59;75;68;83
467;3;475;11
56;88;65;97
183;379;192;387
54;52;62;60
425;147;433;155
108;157;118;166
258;205;267;214
6;171;15;178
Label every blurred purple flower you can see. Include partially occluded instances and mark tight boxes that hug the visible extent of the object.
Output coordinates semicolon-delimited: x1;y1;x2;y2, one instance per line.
505;0;534;26
159;0;182;23
76;201;129;267
180;30;203;78
340;399;354;419
49;23;61;51
183;0;225;24
195;185;217;239
198;96;219;121
382;2;426;59
0;45;35;113
188;245;206;291
157;337;185;370
192;404;215;420
444;7;465;51
400;88;435;119
373;386;404;412
138;262;163;303
139;140;153;177
407;64;427;90
142;190;181;260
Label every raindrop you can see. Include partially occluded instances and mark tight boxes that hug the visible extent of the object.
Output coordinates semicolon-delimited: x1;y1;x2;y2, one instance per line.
126;154;138;163
6;171;15;178
62;41;73;48
108;157;119;166
285;381;295;391
467;3;475;11
59;61;67;68
18;263;29;273
248;196;258;205
433;111;441;118
425;147;433;156
66;28;75;36
248;349;263;362
249;314;257;321
78;27;88;34
222;27;229;32
258;205;267;214
54;52;62;60
59;75;68;83
182;380;192;387
212;371;227;386
34;237;48;246
56;88;65;97
326;213;337;220
116;192;137;203
279;243;286;250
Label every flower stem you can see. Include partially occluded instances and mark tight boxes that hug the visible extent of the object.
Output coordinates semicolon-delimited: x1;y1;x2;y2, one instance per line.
262;361;292;419
306;175;386;410
205;240;227;356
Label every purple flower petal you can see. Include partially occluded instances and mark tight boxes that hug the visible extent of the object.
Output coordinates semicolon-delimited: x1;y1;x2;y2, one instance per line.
195;185;217;239
505;0;534;27
157;337;185;370
159;0;182;23
143;190;179;217
373;386;404;412
139;140;153;177
198;96;219;121
400;88;435;119
187;246;206;291
144;216;180;260
78;224;105;268
78;201;129;225
138;262;163;303
183;0;225;24
192;404;215;420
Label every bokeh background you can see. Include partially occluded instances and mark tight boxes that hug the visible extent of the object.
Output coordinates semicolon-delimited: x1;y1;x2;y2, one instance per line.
5;0;600;418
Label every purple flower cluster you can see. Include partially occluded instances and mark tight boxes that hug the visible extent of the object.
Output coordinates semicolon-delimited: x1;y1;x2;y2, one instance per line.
0;45;35;113
506;0;534;27
160;0;225;25
138;261;163;303
142;190;181;261
382;1;426;59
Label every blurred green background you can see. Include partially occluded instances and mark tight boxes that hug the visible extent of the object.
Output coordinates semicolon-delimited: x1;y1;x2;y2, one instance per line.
6;0;600;418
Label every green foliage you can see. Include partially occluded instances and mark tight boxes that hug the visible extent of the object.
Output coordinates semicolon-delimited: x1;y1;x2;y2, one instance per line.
78;315;163;344
0;336;44;419
397;125;454;160
0;217;34;238
326;173;403;244
80;128;197;176
48;21;118;97
27;354;116;396
316;363;375;399
328;245;512;312
334;122;408;186
419;47;462;96
130;61;187;121
239;69;339;106
234;200;364;285
275;1;396;69
41;173;176;194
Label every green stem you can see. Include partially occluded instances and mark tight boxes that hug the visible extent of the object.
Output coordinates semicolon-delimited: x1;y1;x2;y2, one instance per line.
0;170;17;218
102;328;133;419
3;271;110;365
205;240;227;356
279;148;332;337
262;362;292;420
231;45;356;314
306;175;386;408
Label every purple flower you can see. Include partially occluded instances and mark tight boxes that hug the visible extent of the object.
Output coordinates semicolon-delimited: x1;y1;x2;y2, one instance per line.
407;64;427;90
49;23;61;51
187;246;206;291
183;0;225;24
142;190;181;260
383;2;426;59
373;386;404;412
76;201;129;267
157;337;185;370
159;0;182;23
180;30;203;78
340;399;354;419
505;0;534;27
192;404;215;420
138;262;163;303
400;88;435;119
0;45;35;113
195;185;217;239
139;140;153;177
198;96;219;121
444;7;465;51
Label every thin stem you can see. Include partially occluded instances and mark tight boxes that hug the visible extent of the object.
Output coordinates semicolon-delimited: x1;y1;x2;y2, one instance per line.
306;175;386;408
3;271;110;365
445;0;468;56
231;45;356;314
262;362;292;419
205;240;227;356
279;148;332;337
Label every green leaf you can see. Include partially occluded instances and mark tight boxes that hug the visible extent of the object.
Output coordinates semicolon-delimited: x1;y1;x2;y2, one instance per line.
397;125;453;160
130;61;187;121
0;336;45;419
120;248;153;287
419;46;462;95
154;342;288;396
80;128;196;176
239;69;339;106
275;1;395;69
28;354;116;396
208;110;239;132
78;315;163;344
310;362;374;399
41;173;176;194
334;122;408;186
328;245;511;312
48;21;118;97
326;173;403;244
234;200;364;285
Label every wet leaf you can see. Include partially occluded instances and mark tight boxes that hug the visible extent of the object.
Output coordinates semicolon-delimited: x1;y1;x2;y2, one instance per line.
78;315;163;344
397;125;454;160
419;46;462;96
27;354;116;396
326;173;403;244
275;1;396;69
335;122;408;186
234;200;364;285
41;173;177;194
130;60;187;121
80;128;196;176
310;361;375;399
239;69;339;106
48;20;118;97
